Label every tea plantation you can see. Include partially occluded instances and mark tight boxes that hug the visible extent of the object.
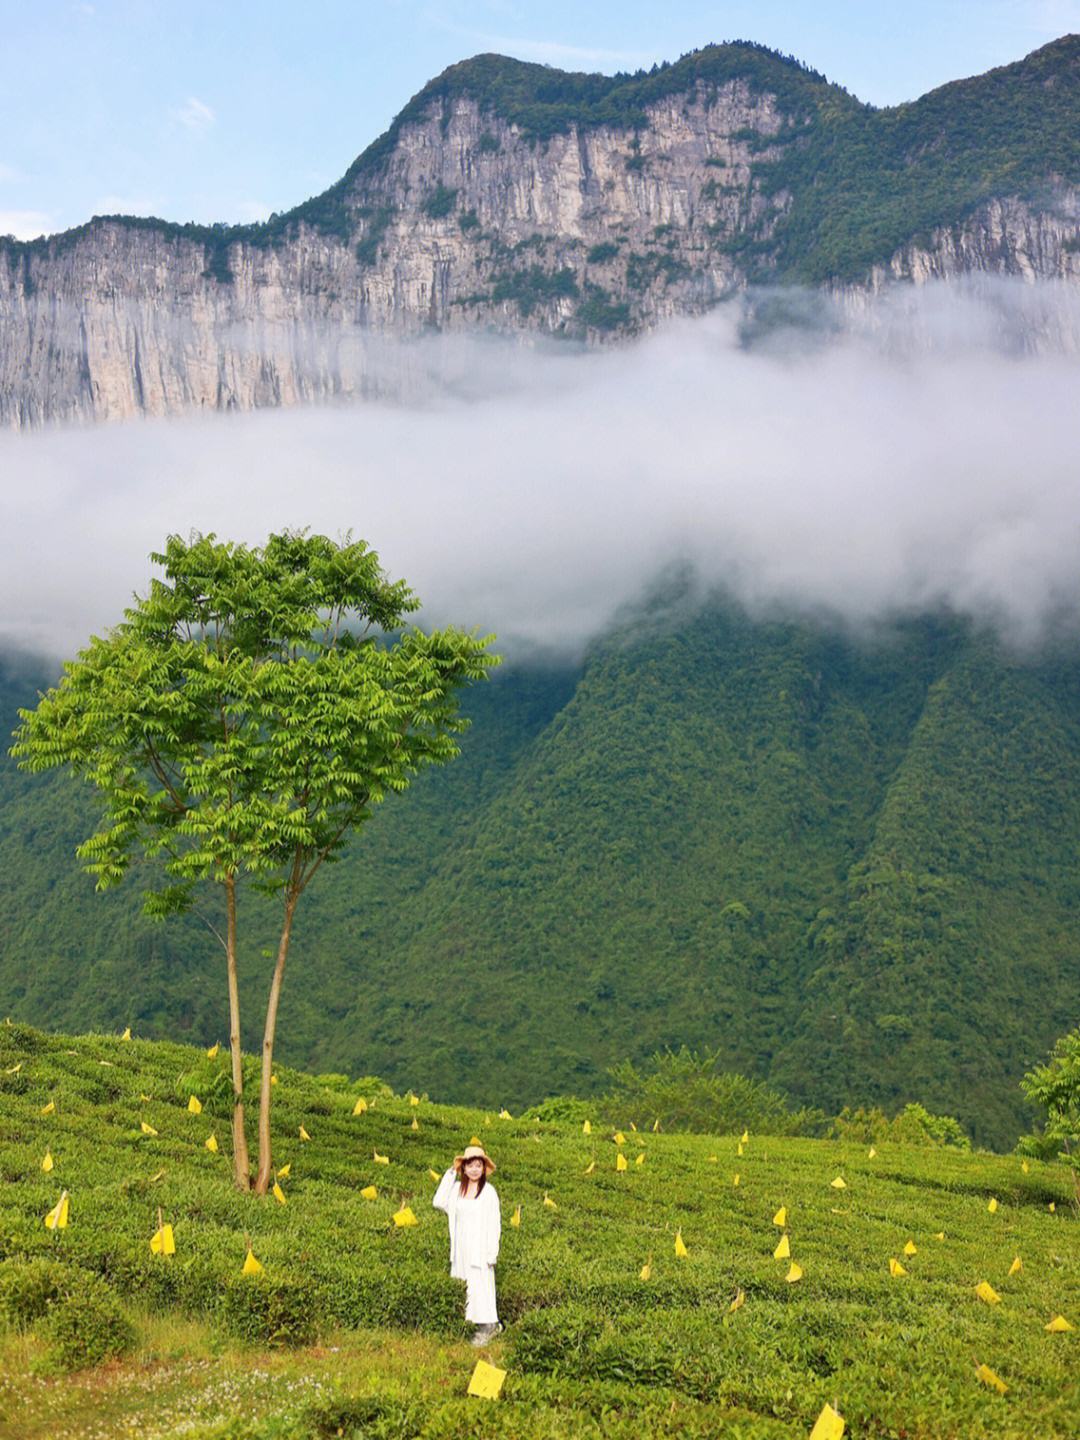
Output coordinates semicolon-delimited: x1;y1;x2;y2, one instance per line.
0;1021;1076;1439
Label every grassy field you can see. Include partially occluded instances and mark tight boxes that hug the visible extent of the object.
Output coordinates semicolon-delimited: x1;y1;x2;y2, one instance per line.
0;1021;1076;1439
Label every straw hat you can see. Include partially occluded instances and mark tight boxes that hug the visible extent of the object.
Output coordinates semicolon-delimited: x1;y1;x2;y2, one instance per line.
453;1142;496;1175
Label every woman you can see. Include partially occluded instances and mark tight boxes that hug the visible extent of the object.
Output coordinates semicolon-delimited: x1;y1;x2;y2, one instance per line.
432;1142;502;1345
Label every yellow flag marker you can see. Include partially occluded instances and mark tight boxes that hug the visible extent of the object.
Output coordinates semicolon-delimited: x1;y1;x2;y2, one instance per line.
206;1043;220;1058
640;1259;652;1281
933;1231;945;1241
614;1131;626;1145
889;1258;907;1277
543;1193;557;1210
40;1100;55;1116
653;1118;661;1133
616;1153;628;1172
352;1097;368;1115
773;1207;787;1228
674;1230;688;1259
708;1154;718;1163
411;1117;419;1132
499;1109;512;1120
121;1027;131;1041
4;1062;22;1074
270;1075;278;1087
393;1205;419;1227
373;1149;389;1164
733;1173;740;1187
584;1160;596;1175
467;1358;506;1399
469;1135;482;1146
409;1094;420;1107
582;1120;592;1135
510;1205;521;1228
1049;1202;1056;1212
272;1182;287;1205
44;1192;69;1230
277;1163;290;1179
809;1401;845;1439
737;1143;744;1157
360;1185;378;1200
205;1134;218;1153
428;1168;441;1182
774;1234;790;1259
785;1261;803;1283
636;1152;645;1166
629;1121;637;1132
150;1223;176;1256
975;1363;1008;1395
830;1176;847;1190
729;1288;745;1313
741;1130;749;1144
1045;1315;1073;1333
299;1126;310;1141
903;1240;917;1257
187;1095;202;1115
1008;1256;1022;1277
140;1120;158;1136
976;1281;1001;1305
1021;1159;1029;1174
242;1249;263;1276
987;1197;998;1213
149;1168;166;1183
868;1146;877;1158
41;1151;54;1173
140;1093;151;1102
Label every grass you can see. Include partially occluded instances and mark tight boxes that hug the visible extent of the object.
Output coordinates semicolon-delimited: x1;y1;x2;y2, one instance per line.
1;1021;1077;1438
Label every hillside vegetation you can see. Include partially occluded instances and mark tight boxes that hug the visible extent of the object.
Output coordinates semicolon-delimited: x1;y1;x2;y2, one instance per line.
4;601;1080;1150
1;1022;1076;1440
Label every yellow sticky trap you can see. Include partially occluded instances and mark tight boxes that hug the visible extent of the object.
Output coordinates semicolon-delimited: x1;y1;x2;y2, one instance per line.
270;1075;278;1087
639;1259;652;1280
674;1230;688;1259
121;1028;131;1041
809;1401;846;1440
1021;1159;1029;1174
636;1152;645;1166
41;1151;54;1173
830;1176;847;1190
737;1143;744;1157
467;1358;506;1400
629;1122;637;1132
614;1131;625;1145
352;1097;368;1115
205;1134;219;1153
975;1363;1008;1394
409;1094;420;1107
427;1168;441;1182
785;1261;803;1283
4;1062;22;1074
652;1118;661;1133
272;1182;287;1205
510;1205;521;1229
616;1153;628;1172
299;1126;310;1141
1008;1256;1022;1277
393;1206;419;1227
469;1135;482;1146
733;1173;740;1187
868;1146;877;1158
40;1101;55;1116
277;1163;291;1179
709;1155;718;1163
889;1258;907;1277
729;1288;745;1313
149;1169;166;1183
140;1120;158;1136
1046;1315;1073;1332
206;1043;220;1058
584;1160;595;1175
741;1130;749;1144
44;1192;69;1230
242;1249;263;1276
187;1095;202;1114
499;1109;512;1120
773;1207;787;1228
1049;1202;1056;1212
150;1223;176;1256
933;1231;945;1241
987;1197;998;1213
360;1185;378;1200
582;1120;591;1135
976;1281;1001;1305
140;1094;151;1102
774;1234;790;1260
411;1117;419;1131
373;1150;389;1164
543;1194;557;1210
903;1240;917;1257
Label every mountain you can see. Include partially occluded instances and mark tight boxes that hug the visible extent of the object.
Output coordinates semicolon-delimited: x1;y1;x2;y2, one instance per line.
3;599;1078;1151
4;38;1080;425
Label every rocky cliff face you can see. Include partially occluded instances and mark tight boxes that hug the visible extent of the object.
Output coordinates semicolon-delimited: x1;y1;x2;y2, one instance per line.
4;52;1080;427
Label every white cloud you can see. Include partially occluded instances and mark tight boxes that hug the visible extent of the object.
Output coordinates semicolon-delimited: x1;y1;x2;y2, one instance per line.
0;209;53;240
171;97;216;134
233;200;272;223
464;34;659;68
0;163;22;184
93;195;165;217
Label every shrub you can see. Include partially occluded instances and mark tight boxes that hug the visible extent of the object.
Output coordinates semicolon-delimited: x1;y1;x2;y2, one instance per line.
34;1270;135;1373
421;185;458;219
0;1258;67;1328
218;1273;323;1348
831;1102;971;1149
477;131;501;153
458;209;480;232
586;242;620;264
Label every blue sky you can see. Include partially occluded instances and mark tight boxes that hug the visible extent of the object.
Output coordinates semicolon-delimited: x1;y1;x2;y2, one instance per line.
2;0;1078;239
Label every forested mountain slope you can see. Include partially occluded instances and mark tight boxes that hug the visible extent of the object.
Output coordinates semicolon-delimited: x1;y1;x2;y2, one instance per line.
3;601;1078;1150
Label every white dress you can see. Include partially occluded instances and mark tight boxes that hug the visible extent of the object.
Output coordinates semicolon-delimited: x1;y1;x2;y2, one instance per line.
432;1168;501;1324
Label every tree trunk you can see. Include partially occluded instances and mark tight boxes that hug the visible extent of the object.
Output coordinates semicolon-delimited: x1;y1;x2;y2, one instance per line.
225;874;251;1191
253;894;298;1194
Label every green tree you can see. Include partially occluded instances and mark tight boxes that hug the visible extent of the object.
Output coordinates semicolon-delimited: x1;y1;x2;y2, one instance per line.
11;531;496;1193
1020;1026;1080;1202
